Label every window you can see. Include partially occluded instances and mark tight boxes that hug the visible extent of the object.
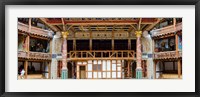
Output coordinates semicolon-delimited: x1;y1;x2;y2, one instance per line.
93;64;102;71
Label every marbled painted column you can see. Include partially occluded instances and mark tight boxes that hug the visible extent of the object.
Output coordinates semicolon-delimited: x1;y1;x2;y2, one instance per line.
51;32;62;79
135;31;143;79
61;31;69;79
142;31;154;79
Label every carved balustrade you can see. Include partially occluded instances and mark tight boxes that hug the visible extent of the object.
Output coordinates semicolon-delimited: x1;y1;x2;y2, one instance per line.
69;50;135;60
152;23;182;37
154;51;182;59
18;22;53;38
18;51;52;60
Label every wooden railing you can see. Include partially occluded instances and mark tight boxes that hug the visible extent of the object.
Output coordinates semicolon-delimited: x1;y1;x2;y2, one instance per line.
18;51;28;58
69;50;135;60
18;22;29;32
18;22;53;38
29;52;52;60
18;51;52;60
31;26;53;37
152;23;182;37
154;51;182;59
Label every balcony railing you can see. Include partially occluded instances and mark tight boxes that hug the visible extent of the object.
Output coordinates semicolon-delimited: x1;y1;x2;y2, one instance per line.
29;52;52;60
154;51;182;59
18;51;28;58
152;23;182;37
18;51;52;60
31;26;53;37
69;50;135;60
18;22;29;32
18;22;53;38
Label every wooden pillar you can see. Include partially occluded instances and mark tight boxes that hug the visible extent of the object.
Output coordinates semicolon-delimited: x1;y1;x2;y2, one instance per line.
26;18;31;53
127;61;130;78
112;39;114;50
90;32;92;51
112;31;114;50
73;39;76;51
128;39;131;50
175;34;179;56
48;62;51;79
24;61;28;79
26;36;30;52
90;39;92;51
128;31;131;50
49;40;52;53
154;60;157;79
174;18;179;56
28;18;31;32
178;59;181;78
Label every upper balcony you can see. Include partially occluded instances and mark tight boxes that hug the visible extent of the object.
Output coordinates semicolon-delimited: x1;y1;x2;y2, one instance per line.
18;22;53;38
154;51;182;60
18;51;52;60
151;23;182;38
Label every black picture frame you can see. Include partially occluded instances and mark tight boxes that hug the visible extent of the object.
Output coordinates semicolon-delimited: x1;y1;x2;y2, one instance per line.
0;0;200;97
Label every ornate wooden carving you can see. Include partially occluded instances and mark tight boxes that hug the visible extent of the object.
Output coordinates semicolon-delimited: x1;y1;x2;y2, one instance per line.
152;23;182;37
154;51;182;59
74;31;130;39
75;32;90;38
18;51;28;58
26;52;52;60
18;22;29;32
92;32;112;39
114;32;129;38
69;50;135;60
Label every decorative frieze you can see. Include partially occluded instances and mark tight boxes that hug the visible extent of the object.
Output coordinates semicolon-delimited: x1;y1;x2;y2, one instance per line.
75;32;90;38
18;51;28;58
154;51;182;59
74;31;129;39
114;32;129;38
92;32;112;39
28;52;52;60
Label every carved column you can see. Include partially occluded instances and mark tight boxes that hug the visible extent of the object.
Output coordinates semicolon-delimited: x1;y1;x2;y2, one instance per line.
135;31;143;79
61;31;69;79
